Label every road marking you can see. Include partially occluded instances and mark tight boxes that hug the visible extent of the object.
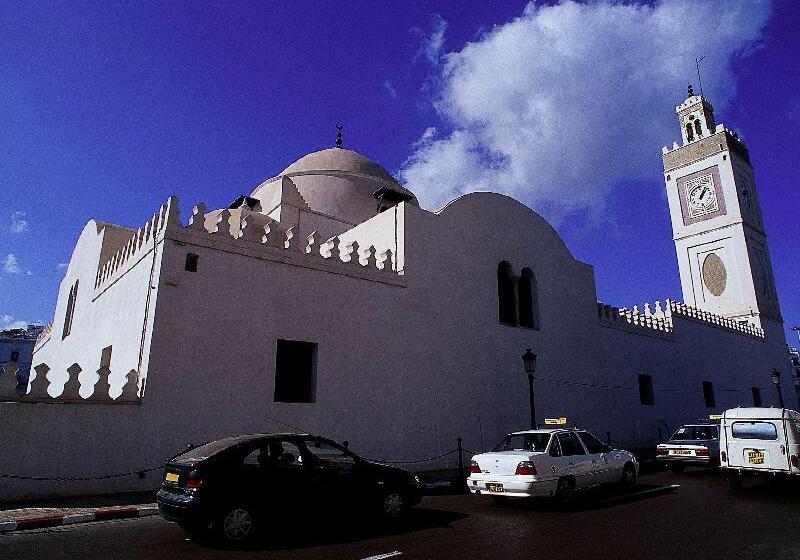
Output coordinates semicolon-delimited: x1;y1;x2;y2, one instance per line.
359;551;403;560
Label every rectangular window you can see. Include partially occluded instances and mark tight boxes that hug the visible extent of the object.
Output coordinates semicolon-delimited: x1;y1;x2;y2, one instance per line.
638;374;654;405
185;253;199;272
731;421;778;441
751;387;762;407
62;280;79;340
702;381;716;408
274;339;316;403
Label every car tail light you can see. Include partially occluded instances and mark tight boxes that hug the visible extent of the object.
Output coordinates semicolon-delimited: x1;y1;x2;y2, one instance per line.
696;447;709;457
469;461;482;474
185;471;203;491
515;461;537;476
791;455;798;468
656;446;668;456
721;451;727;463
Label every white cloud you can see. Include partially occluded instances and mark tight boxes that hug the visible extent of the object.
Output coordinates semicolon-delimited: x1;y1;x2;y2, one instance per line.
414;14;447;67
383;80;399;100
3;254;20;274
57;262;68;270
1;314;29;331
10;211;28;234
401;0;772;222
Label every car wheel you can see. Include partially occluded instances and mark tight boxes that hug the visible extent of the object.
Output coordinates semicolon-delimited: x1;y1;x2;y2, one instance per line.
218;506;256;544
381;491;406;520
554;477;575;507
620;464;637;490
670;463;685;474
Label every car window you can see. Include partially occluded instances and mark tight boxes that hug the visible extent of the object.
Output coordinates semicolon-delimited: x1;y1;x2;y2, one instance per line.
577;432;611;454
243;441;303;468
731;421;778;440
557;432;586;456
491;433;551;453
304;440;355;465
672;425;717;441
549;436;562;457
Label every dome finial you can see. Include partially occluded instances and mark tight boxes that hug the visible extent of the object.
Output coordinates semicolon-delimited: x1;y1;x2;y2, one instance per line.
335;124;343;148
688;83;694;97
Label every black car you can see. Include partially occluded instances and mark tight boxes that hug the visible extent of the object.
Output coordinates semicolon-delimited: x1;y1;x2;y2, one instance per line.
157;433;424;543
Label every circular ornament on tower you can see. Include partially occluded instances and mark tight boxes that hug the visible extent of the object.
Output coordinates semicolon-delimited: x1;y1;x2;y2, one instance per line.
702;253;727;297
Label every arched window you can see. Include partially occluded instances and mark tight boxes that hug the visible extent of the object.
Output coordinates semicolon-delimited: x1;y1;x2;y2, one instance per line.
694;119;702;137
62;280;79;340
685;122;694;141
497;262;516;326
518;267;539;329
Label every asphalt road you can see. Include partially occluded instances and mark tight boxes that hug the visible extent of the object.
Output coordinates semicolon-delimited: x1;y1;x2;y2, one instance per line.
2;470;799;560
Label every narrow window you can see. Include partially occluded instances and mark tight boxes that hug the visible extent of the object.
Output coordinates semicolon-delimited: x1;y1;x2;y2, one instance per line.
751;387;762;407
638;374;654;405
274;339;317;403
685;122;694;141
9;350;19;363
497;261;516;326
694;119;702;137
518;267;539;329
702;381;715;408
185;253;199;272
62;280;79;340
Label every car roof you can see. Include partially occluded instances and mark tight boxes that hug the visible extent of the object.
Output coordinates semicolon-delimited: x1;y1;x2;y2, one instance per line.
508;428;577;435
722;407;799;419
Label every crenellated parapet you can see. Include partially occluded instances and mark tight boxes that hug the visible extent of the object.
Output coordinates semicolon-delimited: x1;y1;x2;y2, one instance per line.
179;200;398;276
597;301;673;337
667;299;764;338
95;196;181;289
0;361;142;404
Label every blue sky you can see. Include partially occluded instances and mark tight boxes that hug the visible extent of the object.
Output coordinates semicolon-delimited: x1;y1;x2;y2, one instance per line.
1;1;798;343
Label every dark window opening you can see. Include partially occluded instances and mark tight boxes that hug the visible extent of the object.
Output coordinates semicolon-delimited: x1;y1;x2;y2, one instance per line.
497;261;516;326
185;253;199;272
694;119;702;137
686;122;695;141
518;267;539;329
274;339;317;403
10;350;19;363
751;387;762;407
702;381;715;408
62;280;79;340
638;374;654;405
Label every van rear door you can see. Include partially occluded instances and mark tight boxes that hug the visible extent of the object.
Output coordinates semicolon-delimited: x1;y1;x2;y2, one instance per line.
726;419;788;471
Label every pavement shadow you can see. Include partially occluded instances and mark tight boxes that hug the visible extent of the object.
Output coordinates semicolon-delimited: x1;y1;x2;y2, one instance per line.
490;483;678;513
192;506;468;551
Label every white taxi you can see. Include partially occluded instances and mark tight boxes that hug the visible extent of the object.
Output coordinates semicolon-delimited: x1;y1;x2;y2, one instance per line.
467;428;638;504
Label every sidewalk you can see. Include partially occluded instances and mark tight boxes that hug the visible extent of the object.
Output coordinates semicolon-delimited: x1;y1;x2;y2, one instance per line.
0;491;158;533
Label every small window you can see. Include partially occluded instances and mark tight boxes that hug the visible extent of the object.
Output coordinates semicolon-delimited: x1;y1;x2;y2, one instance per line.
9;350;19;363
518;267;539;329
185;253;199;272
694;119;702;137
638;374;654;405
62;280;79;340
751;387;762;407
274;339;317;403
686;122;695;141
557;432;586;456
702;381;715;408
577;431;611;454
243;441;302;468
497;262;516;326
304;439;354;466
731;421;778;441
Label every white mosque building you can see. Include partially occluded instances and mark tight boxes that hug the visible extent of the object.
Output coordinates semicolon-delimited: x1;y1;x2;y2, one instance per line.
0;90;792;500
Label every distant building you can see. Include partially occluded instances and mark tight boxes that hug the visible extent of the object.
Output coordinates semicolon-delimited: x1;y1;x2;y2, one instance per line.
0;89;793;501
0;324;44;397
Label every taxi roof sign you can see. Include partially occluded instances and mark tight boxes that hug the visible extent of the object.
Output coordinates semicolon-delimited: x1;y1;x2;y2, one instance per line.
708;414;722;420
544;417;568;425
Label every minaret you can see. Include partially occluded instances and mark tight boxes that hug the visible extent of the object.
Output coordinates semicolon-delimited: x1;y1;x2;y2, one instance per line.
661;85;781;329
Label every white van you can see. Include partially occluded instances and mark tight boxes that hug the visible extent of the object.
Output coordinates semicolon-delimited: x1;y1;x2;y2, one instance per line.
719;407;800;487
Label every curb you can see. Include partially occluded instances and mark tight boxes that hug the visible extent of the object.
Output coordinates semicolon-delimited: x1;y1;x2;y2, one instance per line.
0;505;158;533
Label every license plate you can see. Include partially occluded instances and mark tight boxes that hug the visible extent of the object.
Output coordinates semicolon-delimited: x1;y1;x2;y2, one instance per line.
165;472;179;483
671;450;691;455
487;483;504;493
748;451;765;465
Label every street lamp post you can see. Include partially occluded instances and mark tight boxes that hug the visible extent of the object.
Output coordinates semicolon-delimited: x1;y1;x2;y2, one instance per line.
770;368;785;409
522;349;537;429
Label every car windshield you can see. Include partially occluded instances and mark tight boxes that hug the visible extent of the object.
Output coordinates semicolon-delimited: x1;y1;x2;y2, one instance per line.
491;433;551;452
671;425;717;441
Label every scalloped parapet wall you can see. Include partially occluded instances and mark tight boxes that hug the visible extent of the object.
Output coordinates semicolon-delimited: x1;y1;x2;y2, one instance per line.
598;299;764;339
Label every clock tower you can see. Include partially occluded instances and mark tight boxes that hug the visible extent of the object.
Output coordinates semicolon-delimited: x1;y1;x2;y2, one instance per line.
662;85;781;329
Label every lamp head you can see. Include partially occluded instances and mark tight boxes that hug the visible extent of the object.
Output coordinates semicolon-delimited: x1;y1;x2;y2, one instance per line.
522;349;537;375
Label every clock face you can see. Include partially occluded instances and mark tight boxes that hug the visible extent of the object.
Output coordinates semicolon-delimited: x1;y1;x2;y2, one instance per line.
684;174;718;218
